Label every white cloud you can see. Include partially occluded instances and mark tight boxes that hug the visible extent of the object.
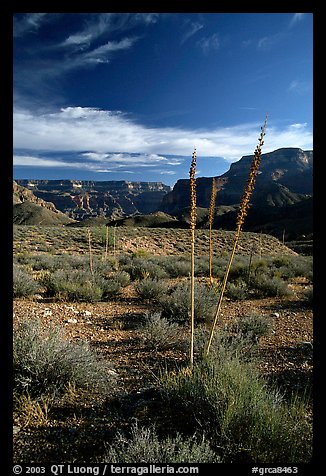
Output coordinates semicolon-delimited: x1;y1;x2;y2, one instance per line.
289;13;305;28
13;155;78;168
61;13;157;49
288;79;311;95
241;39;252;48
61;15;111;48
257;32;285;50
63;32;94;48
80;38;138;65
82;152;171;166
82;152;110;161
197;33;220;54
181;21;204;44
13;106;313;166
13;13;48;37
13;154;115;172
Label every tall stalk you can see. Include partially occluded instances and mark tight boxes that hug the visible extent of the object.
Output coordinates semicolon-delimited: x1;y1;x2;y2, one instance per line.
87;227;93;275
113;224;117;258
189;147;197;368
105;225;109;259
208;177;217;285
204;114;268;357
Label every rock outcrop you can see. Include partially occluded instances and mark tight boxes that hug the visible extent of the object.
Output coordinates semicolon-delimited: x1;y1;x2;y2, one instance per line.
15;180;172;221
159;148;313;240
13;181;75;225
160;148;312;214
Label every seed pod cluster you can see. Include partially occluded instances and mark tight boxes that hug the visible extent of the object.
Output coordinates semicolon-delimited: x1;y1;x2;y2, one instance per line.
189;148;197;231
236;114;268;230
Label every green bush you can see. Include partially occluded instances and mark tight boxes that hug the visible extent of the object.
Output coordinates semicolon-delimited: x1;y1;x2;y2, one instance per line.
288;255;313;281
13;319;113;399
135;278;167;301
126;257;168;281
41;269;103;302
140;313;186;351
160;256;191;278
226;314;273;344
250;275;292;298
39;264;130;301
303;286;313;305
225;280;249;301
13;264;40;298
229;256;251;281
160;282;218;324
113;271;130;287
272;255;291;269
96;276;121;300
194;256;210;277
162;353;312;463
105;423;219;463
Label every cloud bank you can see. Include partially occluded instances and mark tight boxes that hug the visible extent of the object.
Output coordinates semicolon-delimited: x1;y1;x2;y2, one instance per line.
14;106;313;161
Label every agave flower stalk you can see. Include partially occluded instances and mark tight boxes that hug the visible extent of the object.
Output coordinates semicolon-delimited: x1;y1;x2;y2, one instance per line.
105;225;109;259
189;147;197;368
208;178;217;285
205;113;268;357
87;227;93;275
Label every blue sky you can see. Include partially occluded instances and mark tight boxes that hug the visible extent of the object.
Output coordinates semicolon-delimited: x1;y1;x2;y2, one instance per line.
13;12;313;186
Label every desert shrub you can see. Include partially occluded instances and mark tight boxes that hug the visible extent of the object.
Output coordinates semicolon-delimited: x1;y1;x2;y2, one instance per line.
40;269;103;302
13;319;113;399
21;254;57;271
41;254;85;271
161;353;312;463
225;314;273;344
258;256;313;282
250;275;292;298
95;275;121;299
117;253;133;267
40;266;129;301
135;278;167;301
15;253;85;272
13;264;40;298
105;423;219;463
289;255;313;281
272;255;291;269
229;256;251;281
132;249;150;258
195;325;257;362
225;280;249;301
160;282;218;324
302;286;313;305
113;270;130;287
140;313;186;351
92;256;120;274
123;257;168;281
194;256;210;277
160;256;191;278
249;258;269;278
15;253;122;274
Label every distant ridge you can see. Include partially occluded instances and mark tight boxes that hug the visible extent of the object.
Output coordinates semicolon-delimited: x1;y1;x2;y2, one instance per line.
159;147;313;241
15;179;171;221
13;181;75;225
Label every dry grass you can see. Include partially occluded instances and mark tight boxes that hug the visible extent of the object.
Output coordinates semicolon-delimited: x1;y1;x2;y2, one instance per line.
15;394;51;427
13;225;297;258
